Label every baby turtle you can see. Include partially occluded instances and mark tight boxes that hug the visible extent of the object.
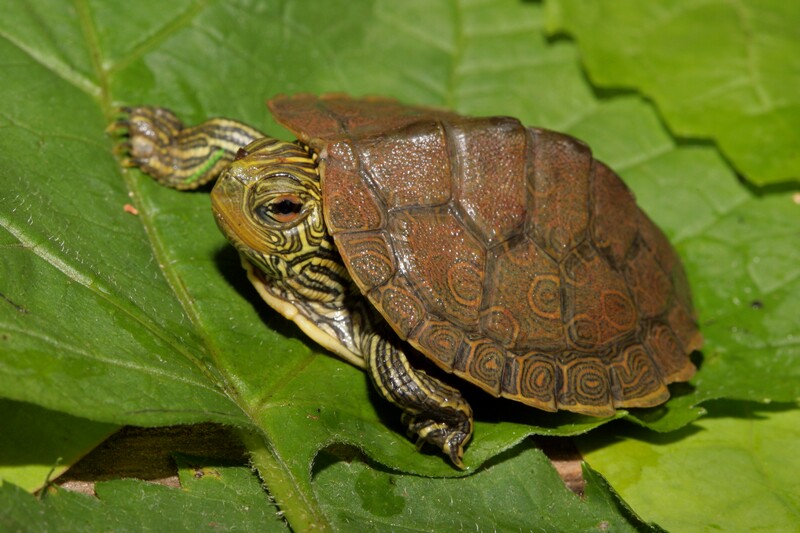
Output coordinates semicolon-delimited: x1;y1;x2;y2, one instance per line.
114;94;701;466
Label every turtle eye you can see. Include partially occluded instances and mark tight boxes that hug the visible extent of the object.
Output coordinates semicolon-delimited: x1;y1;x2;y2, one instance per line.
256;194;305;224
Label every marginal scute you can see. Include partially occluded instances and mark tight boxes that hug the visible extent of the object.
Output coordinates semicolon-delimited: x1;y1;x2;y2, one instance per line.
608;342;668;406
410;319;464;370
668;302;703;354
453;337;506;395
502;353;558;411
643;321;696;382
557;352;615;416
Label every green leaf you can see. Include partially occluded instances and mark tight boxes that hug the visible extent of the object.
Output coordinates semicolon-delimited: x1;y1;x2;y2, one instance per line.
577;401;800;531
0;400;117;492
2;0;799;530
545;0;800;186
0;458;287;532
312;443;661;532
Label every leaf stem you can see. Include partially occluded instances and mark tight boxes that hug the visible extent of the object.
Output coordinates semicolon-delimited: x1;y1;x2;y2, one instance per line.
238;428;330;531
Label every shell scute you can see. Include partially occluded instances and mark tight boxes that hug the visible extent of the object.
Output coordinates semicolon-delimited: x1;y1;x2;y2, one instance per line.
322;141;384;234
357;120;452;209
409;318;464;370
591;161;639;268
643;321;694;381
371;274;426;340
502;353;558;411
452;117;528;245
334;231;396;292
556;352;615;416
389;207;485;329
607;342;669;406
624;241;673;318
481;238;564;352
527;128;592;261
270;93;459;151
452;336;506;396
561;243;638;351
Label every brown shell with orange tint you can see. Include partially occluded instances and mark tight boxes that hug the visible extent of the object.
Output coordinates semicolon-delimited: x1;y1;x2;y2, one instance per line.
269;94;702;417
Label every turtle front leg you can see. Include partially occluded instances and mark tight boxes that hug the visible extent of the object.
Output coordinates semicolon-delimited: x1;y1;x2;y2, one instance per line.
109;107;265;189
362;333;473;468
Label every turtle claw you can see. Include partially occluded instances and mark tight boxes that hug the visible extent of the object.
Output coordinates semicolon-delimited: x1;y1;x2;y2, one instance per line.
112;140;131;157
106;111;137;165
402;412;472;469
105;121;127;137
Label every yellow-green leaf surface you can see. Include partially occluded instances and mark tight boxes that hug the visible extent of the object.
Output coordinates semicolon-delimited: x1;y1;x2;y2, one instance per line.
1;0;798;530
546;0;800;186
0;400;117;492
578;401;800;531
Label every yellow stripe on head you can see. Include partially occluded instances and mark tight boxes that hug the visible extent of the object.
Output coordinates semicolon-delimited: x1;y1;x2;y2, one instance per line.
211;136;350;304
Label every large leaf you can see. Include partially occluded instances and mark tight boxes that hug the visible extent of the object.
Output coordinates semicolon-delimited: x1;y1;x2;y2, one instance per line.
578;401;800;531
1;0;798;530
312;443;659;532
545;0;800;186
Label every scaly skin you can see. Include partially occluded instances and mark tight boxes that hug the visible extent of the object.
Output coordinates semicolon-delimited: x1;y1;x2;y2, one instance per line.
111;107;265;189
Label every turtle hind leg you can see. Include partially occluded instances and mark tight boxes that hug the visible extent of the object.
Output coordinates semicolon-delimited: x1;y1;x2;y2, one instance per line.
364;334;474;468
109;106;265;189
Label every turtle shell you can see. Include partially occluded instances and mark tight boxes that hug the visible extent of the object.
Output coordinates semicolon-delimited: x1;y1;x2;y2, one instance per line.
269;94;702;417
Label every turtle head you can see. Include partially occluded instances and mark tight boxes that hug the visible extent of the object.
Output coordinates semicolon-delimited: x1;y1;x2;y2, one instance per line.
211;137;349;303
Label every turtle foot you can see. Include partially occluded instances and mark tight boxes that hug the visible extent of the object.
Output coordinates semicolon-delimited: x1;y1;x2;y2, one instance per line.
402;410;473;469
107;106;198;188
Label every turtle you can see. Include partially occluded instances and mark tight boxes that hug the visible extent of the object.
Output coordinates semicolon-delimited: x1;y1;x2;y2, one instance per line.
113;94;702;467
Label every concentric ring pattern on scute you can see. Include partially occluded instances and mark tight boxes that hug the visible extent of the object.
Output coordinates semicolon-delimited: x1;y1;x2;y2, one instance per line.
270;94;701;417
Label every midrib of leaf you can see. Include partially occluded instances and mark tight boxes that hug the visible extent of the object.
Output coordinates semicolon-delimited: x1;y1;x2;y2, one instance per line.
39;0;317;518
0;2;200;386
74;0;109;114
242;429;331;531
0;220;94;290
253;349;324;408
